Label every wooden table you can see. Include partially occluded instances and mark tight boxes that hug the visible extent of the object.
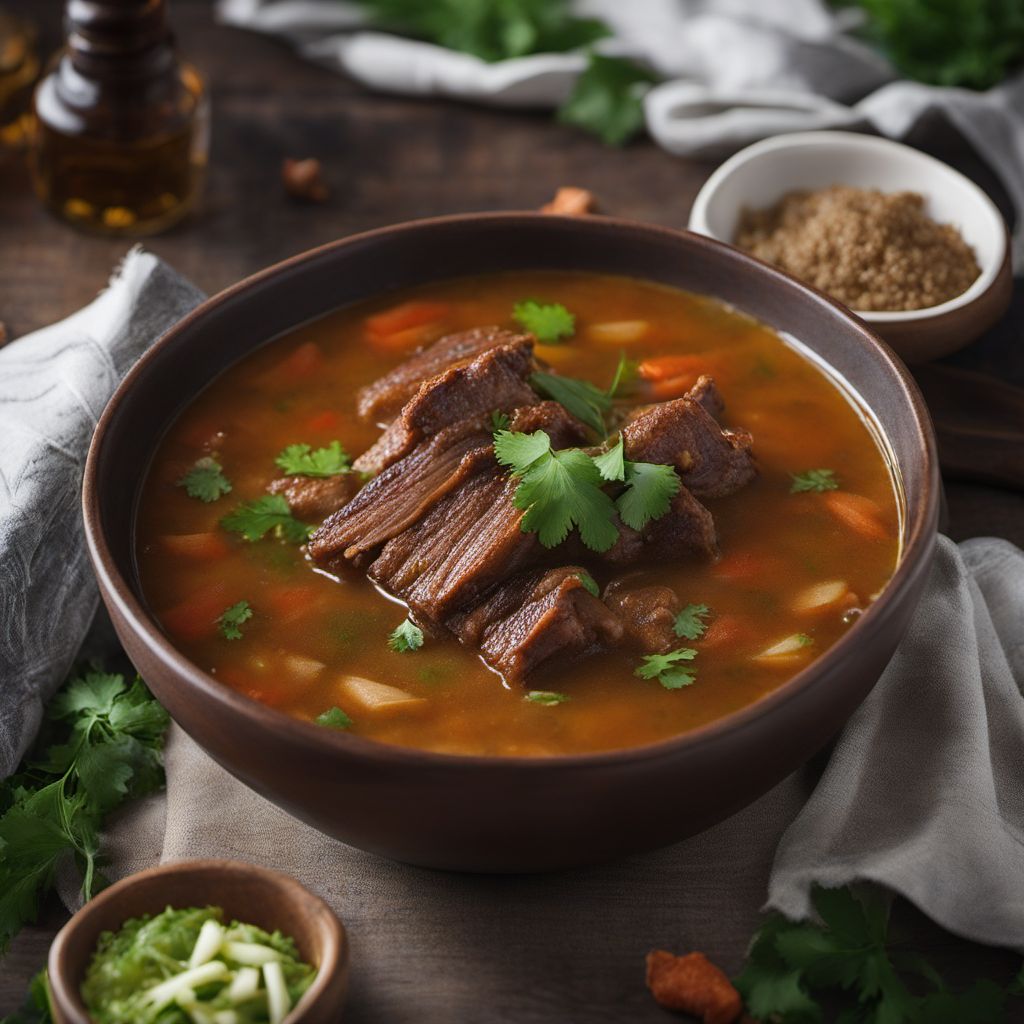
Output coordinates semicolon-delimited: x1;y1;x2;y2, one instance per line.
3;0;1022;1014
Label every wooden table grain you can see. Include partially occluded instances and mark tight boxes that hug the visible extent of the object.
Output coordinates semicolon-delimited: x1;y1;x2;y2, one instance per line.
2;0;1022;1015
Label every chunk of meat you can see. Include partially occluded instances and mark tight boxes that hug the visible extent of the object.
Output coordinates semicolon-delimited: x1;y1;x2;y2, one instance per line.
267;473;360;521
687;374;725;419
507;400;591;450
310;417;495;570
622;389;755;499
601;487;718;565
369;468;540;632
448;567;624;682
356;326;532;425
602;580;681;653
353;340;537;476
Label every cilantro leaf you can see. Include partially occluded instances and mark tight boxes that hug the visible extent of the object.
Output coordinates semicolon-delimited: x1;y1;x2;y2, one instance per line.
388;618;424;653
557;53;658;146
274;440;351;477
513;442;619;552
0;670;168;952
176;456;232;503
513;299;576;343
791;468;839;493
221;494;313;544
218;600;253;641
525;690;570;705
575;572;599;597
493;428;552;472
635;648;698;689
592;437;626;482
674;603;710;641
315;706;353;730
490;409;511;431
353;0;608;63
530;370;611;436
617;461;681;530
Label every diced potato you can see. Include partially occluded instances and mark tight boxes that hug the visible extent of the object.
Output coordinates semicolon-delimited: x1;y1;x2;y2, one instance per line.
791;580;852;615
586;320;650;346
283;653;326;681
753;633;813;661
340;676;427;716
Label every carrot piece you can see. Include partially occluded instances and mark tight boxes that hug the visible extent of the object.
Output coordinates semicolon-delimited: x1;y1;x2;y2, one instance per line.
306;409;339;432
276;341;324;379
365;301;449;339
159;533;230;560
159;587;229;642
711;549;784;582
649;373;702;401
263;584;322;623
824;491;888;540
368;323;439;355
638;355;709;382
697;614;745;650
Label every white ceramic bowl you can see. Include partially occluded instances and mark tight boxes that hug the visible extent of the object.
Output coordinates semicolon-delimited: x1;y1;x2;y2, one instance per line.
688;131;1012;362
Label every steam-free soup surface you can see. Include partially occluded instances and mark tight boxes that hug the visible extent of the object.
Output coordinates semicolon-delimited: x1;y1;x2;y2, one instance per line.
136;272;899;756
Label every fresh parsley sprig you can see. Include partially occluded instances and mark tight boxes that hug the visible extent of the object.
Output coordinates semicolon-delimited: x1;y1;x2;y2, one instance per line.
791;468;839;493
673;603;710;641
218;600;253;641
176;456;232;503
558;52;659;146
593;436;682;531
275;440;351;478
0;670;170;951
221;495;313;544
635;648;698;689
388;618;424;653
513;300;576;343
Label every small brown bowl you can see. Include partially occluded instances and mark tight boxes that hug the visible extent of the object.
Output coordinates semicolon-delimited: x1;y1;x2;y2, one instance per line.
47;860;349;1024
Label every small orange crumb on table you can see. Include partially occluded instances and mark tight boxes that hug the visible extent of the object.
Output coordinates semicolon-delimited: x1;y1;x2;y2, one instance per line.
645;950;744;1023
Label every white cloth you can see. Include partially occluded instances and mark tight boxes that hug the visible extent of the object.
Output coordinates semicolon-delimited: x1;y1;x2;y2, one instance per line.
215;0;1024;259
0;250;204;777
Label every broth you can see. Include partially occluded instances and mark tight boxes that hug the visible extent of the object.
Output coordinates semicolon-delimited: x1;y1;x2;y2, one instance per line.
135;271;900;756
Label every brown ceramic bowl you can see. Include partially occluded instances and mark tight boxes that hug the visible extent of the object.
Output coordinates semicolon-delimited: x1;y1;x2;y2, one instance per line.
47;859;349;1024
83;213;939;872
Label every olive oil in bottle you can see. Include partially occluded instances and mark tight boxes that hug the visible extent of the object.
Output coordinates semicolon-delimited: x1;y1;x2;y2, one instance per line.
30;0;209;236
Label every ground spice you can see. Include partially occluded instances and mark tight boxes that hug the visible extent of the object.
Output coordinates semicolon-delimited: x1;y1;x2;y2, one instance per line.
734;186;981;312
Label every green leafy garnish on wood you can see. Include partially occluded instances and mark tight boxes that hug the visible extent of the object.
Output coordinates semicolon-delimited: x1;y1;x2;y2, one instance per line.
388;618;424;652
635;647;698;689
274;440;351;477
217;600;253;641
790;468;839;493
494;428;619;552
1;969;52;1024
673;603;710;641
176;456;232;503
558;53;658;146
315;706;353;730
513;299;576;343
0;670;169;952
352;0;608;64
221;495;313;544
525;690;570;705
736;884;1024;1023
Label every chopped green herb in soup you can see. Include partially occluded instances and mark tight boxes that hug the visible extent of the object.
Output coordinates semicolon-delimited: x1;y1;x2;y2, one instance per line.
81;906;315;1024
136;271;900;756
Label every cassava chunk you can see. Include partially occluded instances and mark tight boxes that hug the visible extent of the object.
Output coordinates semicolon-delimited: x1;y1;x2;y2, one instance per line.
645;950;743;1024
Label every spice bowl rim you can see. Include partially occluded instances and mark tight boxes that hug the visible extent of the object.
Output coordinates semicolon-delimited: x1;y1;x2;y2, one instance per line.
46;858;349;1024
687;129;1007;325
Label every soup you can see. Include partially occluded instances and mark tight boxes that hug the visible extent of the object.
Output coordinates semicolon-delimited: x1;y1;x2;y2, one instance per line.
135;271;900;756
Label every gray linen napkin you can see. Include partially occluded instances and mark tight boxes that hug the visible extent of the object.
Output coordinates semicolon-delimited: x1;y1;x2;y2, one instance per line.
0;249;204;778
215;0;1024;259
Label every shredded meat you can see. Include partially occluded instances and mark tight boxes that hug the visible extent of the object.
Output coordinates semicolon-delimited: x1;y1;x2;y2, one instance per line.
356;326;532;425
448;567;624;681
602;580;681;653
267;473;360;521
353;340;537;476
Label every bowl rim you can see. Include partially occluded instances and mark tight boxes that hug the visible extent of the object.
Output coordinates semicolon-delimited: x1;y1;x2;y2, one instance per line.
82;210;940;774
46;858;348;1024
687;129;1006;324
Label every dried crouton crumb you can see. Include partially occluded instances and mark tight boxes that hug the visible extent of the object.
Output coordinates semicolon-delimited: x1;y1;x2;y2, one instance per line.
540;186;597;216
645;949;743;1024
